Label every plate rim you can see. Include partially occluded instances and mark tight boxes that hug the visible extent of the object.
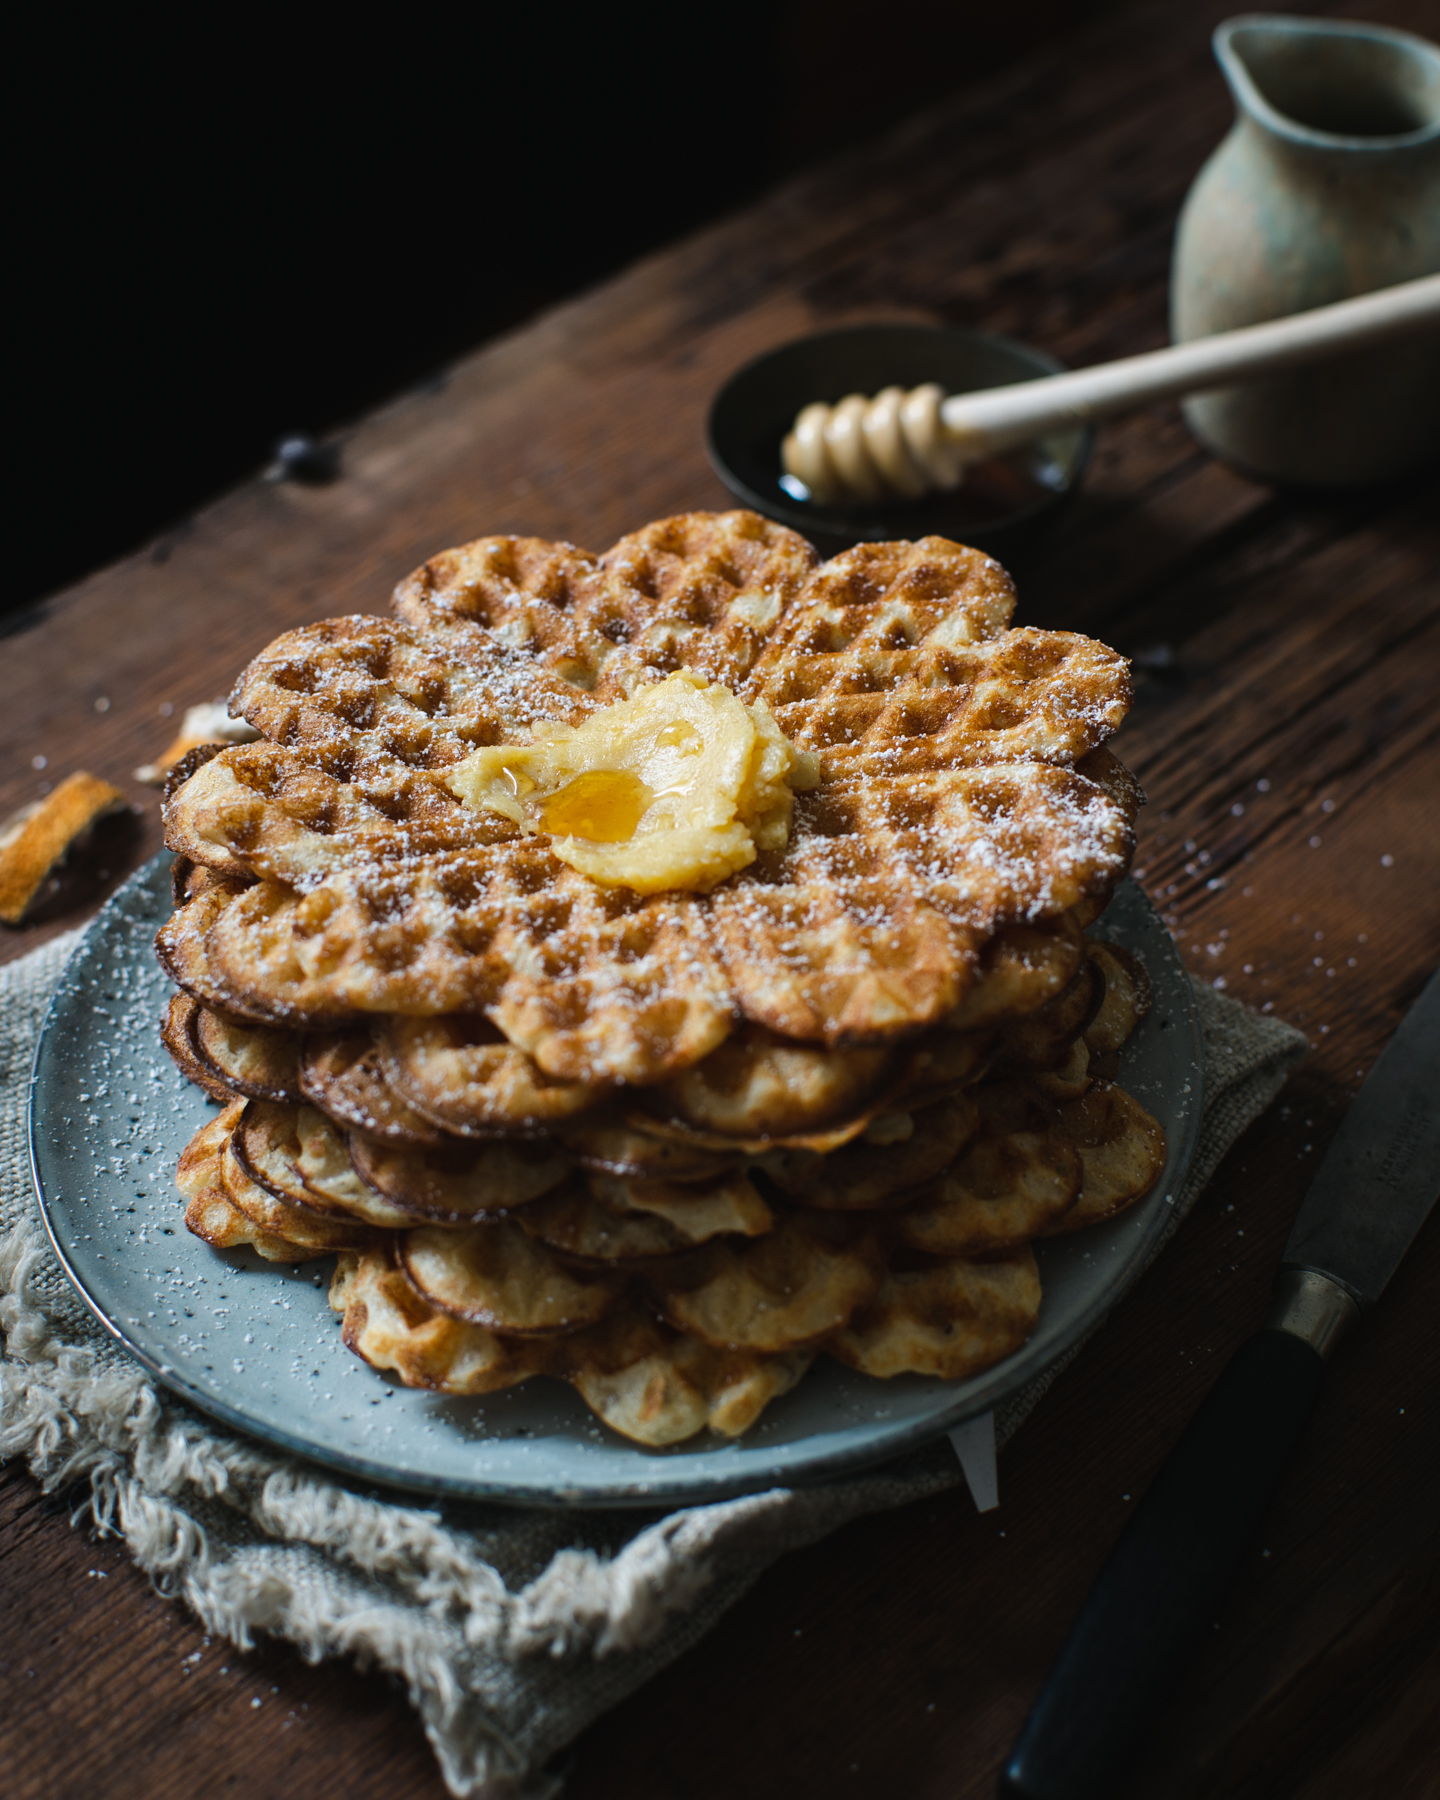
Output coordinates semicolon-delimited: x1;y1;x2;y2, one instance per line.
29;856;1204;1509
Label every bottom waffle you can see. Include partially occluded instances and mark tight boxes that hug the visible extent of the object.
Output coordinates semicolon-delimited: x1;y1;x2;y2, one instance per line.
165;929;1165;1445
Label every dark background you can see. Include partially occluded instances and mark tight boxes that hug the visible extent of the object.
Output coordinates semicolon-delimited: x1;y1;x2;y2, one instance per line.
13;1;1106;614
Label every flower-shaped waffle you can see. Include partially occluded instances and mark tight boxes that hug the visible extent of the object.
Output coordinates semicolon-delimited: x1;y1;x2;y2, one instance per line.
162;511;1134;1084
159;511;1164;1446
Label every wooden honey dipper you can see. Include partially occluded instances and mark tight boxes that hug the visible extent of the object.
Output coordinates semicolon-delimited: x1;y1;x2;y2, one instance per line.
781;275;1440;503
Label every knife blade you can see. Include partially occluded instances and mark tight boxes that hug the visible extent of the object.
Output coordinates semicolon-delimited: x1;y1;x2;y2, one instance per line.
999;969;1440;1800
1282;968;1440;1307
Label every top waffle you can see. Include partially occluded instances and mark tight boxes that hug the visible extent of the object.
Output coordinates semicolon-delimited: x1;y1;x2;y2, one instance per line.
162;512;1136;1084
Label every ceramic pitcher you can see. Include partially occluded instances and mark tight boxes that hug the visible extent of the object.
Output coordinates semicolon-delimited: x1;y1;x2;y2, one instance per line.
1172;15;1440;485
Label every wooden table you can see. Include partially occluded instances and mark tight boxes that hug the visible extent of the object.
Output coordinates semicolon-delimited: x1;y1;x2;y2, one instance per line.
4;3;1437;1795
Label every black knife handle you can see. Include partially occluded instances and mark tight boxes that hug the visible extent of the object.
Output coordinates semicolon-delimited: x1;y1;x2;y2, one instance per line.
998;1328;1327;1800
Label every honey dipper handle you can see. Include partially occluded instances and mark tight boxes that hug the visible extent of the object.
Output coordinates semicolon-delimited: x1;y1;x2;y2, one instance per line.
940;274;1440;459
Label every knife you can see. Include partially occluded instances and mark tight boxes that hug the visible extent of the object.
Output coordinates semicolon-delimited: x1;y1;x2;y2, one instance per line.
999;968;1440;1800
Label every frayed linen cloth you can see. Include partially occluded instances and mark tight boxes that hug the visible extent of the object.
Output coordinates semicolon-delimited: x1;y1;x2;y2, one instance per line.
1;928;1305;1799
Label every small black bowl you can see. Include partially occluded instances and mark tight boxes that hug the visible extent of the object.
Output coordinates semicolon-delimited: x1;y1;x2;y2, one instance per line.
706;324;1093;549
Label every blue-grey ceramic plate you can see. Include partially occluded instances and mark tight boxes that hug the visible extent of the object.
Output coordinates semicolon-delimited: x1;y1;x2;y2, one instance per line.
30;856;1202;1508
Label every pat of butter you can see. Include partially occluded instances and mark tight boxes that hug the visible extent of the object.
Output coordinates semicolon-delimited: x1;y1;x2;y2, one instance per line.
445;671;818;893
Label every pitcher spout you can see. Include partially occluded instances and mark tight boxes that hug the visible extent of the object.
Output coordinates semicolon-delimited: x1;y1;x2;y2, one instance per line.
1170;15;1440;486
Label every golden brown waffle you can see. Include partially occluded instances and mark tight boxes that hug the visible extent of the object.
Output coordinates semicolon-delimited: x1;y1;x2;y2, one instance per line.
990;956;1104;1077
218;1121;380;1254
167;996;303;1102
231;1101;417;1229
760;1094;979;1211
648;1213;884;1352
328;1256;814;1443
161;995;237;1104
1082;942;1154;1056
705;763;1129;1043
515;1179;727;1262
170;961;1164;1442
163;513;1135;1077
587;1169;773;1239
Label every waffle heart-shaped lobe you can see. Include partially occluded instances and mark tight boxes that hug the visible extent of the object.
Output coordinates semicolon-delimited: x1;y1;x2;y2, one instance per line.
331;1249;550;1396
218;1117;381;1255
161;512;1136;1087
647;1212;885;1352
400;1219;624;1335
896;1079;1083;1254
345;1128;570;1221
551;1302;815;1444
1043;1080;1168;1232
1083;941;1154;1056
759;1093;980;1211
514;1176;726;1263
181;1111;335;1263
390;511;824;698
827;1244;1041;1381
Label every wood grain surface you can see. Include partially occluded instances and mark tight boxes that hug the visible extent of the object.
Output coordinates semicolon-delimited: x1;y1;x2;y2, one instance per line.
3;2;1438;1796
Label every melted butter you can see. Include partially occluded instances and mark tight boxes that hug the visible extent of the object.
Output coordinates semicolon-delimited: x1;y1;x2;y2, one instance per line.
538;769;653;842
445;670;818;894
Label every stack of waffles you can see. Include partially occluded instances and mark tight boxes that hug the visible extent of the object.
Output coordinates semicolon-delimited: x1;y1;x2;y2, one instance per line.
158;511;1166;1446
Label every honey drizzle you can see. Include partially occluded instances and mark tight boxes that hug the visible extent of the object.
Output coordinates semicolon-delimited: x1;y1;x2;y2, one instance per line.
537;769;654;842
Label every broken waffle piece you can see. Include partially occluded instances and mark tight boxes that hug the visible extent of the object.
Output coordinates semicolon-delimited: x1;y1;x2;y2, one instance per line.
0;772;129;925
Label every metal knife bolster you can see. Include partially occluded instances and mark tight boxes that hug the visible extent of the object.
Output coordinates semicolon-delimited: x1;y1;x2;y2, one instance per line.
1267;1268;1361;1360
1278;970;1440;1314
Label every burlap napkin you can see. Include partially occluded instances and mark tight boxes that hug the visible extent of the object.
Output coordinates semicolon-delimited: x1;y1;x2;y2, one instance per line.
0;927;1305;1799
